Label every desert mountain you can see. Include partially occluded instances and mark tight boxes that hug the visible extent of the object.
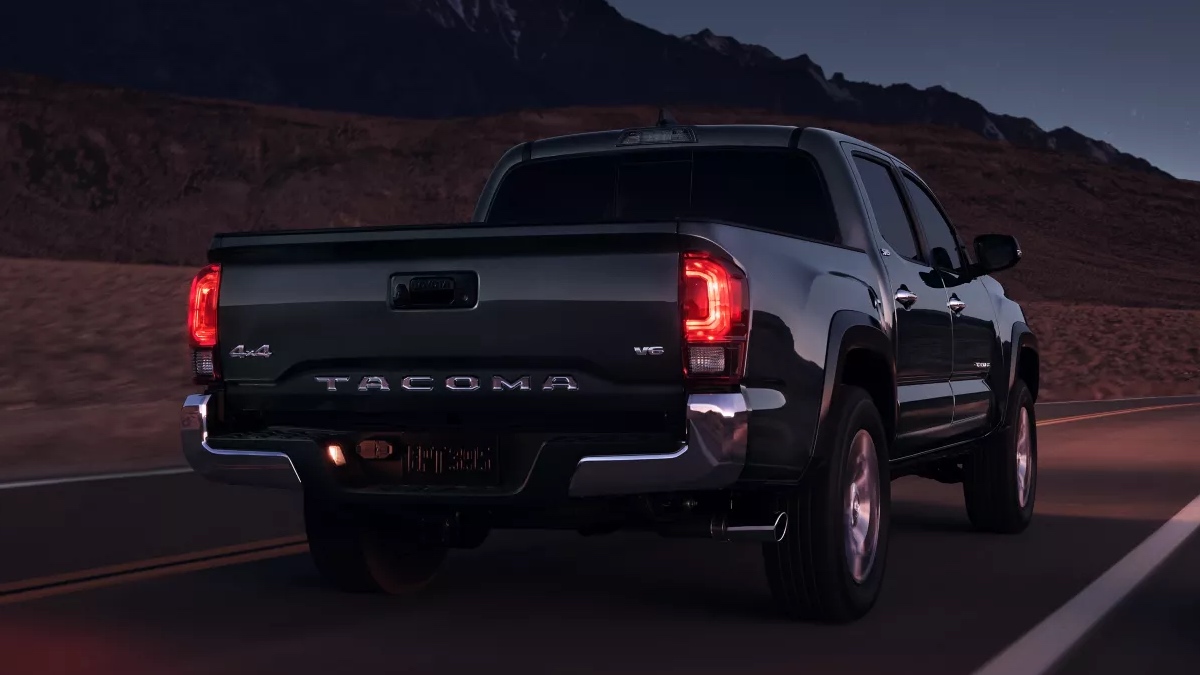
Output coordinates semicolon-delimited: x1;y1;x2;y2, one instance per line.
0;0;1167;177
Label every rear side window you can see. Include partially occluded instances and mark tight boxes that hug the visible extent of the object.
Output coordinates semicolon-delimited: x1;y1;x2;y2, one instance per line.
486;148;841;244
852;156;921;261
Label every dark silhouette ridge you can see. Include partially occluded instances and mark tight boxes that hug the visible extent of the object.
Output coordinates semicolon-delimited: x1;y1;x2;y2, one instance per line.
0;0;1170;178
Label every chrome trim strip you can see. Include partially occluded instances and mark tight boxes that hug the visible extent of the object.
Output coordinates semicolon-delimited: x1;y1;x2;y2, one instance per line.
181;394;302;490
567;390;750;497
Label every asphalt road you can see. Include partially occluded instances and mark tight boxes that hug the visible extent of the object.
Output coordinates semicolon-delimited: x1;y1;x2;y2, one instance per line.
1;397;1199;675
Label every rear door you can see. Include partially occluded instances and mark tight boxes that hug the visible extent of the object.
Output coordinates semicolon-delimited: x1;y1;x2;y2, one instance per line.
848;151;954;457
898;170;999;435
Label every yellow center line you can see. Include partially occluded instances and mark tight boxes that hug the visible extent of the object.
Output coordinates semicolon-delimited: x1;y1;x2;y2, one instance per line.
0;536;308;606
1;401;1197;606
1037;402;1200;427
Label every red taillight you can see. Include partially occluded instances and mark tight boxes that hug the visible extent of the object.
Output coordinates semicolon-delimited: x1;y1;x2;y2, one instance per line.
681;251;749;386
188;263;221;349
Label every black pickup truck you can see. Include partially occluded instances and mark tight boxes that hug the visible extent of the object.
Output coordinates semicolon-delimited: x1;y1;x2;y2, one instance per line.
181;117;1039;622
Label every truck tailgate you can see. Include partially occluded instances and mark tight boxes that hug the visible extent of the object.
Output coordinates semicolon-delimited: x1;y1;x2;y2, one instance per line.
210;222;685;432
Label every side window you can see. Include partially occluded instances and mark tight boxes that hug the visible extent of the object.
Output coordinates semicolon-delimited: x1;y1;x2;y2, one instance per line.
852;155;921;261
902;174;964;271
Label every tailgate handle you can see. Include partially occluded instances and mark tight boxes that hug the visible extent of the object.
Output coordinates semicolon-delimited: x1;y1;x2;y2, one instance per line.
390;272;478;310
407;276;456;304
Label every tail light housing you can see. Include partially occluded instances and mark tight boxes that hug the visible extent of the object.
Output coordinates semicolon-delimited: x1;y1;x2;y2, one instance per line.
188;263;221;383
681;251;749;387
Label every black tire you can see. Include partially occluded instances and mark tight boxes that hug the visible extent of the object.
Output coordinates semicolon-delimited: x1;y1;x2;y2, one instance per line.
304;497;446;594
963;378;1037;534
762;385;891;622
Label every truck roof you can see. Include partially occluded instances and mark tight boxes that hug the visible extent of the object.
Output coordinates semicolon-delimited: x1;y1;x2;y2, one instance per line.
521;123;913;174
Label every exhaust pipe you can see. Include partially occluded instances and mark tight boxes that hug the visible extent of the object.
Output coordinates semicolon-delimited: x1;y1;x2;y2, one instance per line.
711;511;788;543
658;510;788;542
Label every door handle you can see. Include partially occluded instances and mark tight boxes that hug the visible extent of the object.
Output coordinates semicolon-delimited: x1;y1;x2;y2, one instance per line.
947;296;967;314
894;288;918;309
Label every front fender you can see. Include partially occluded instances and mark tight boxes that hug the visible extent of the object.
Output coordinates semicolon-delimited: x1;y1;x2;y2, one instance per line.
999;321;1039;425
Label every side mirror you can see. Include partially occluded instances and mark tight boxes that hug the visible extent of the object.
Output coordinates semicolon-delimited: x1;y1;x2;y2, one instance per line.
973;234;1021;275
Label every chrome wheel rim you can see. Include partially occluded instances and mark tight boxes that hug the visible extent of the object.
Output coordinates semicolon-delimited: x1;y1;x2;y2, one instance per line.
1015;407;1033;508
845;429;881;584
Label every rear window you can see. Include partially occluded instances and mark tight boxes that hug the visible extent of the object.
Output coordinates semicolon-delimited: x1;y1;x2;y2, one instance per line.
485;148;841;244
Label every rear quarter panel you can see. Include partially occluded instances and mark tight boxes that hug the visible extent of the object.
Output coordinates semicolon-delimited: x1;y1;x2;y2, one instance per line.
680;222;882;481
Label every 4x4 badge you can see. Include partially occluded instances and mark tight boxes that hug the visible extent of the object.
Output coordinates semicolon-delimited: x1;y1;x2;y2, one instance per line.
229;344;272;359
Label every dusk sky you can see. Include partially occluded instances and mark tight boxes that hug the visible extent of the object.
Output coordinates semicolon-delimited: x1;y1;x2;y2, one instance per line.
607;0;1200;181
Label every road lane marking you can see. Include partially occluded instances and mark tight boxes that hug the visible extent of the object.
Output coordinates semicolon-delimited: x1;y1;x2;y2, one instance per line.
972;491;1200;675
0;535;306;593
0;536;308;606
1037;402;1200;427
0;466;192;491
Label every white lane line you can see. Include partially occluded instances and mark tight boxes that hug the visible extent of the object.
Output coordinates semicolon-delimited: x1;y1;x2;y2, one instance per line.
0;467;192;491
972;492;1200;675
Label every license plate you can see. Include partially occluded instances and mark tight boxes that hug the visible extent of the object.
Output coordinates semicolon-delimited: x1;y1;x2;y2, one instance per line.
395;433;500;486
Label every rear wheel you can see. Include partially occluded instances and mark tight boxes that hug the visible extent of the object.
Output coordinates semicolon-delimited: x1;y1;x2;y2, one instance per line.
963;379;1037;533
763;385;891;622
304;497;446;594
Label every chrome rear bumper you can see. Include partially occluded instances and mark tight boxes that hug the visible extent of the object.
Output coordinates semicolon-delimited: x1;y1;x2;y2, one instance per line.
565;391;749;496
180;389;749;496
181;394;301;490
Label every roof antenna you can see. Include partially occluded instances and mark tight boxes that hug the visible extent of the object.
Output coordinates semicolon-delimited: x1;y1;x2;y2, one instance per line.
655;108;679;127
